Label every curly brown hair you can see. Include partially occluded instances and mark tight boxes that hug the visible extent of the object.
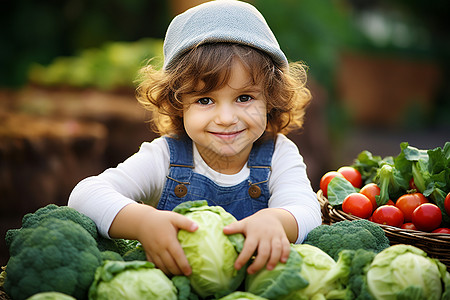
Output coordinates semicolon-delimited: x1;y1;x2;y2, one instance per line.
136;43;311;139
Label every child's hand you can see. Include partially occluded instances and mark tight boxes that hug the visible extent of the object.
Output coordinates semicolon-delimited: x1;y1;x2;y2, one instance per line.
223;208;292;274
136;208;198;276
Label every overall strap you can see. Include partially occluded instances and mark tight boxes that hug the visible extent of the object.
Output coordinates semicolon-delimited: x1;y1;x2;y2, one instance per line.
165;136;194;167
247;137;274;198
248;137;275;168
164;136;194;184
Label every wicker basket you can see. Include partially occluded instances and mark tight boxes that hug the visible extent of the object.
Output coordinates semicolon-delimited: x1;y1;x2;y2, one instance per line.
317;190;450;269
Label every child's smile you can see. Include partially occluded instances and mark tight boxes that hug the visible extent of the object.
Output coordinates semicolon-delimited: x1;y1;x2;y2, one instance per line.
183;59;267;174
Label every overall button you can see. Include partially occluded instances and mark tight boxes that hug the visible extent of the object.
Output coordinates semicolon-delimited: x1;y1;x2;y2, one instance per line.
248;184;261;198
174;184;187;197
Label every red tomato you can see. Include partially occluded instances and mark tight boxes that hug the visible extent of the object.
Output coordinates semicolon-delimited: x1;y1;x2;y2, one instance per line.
372;205;404;227
360;183;380;210
386;200;395;206
432;228;450;234
395;193;429;222
412;203;442;232
445;192;450;215
342;193;373;219
401;223;418;230
320;171;344;197
337;166;362;188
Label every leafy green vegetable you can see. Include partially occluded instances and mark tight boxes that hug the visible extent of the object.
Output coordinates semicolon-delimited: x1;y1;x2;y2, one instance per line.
245;245;308;299
26;292;76;300
373;164;409;206
170;276;199;300
303;219;389;260
366;244;449;300
4;218;103;300
173;201;247;298
397;142;450;225
351;142;450;225
217;291;268;300
327;176;358;206
352;150;389;185
280;244;350;299
88;260;178;300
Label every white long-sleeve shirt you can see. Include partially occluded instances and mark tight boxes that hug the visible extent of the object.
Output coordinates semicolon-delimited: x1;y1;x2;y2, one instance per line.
68;133;322;243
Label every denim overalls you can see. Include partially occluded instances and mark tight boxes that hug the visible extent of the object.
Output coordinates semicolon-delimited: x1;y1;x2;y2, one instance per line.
157;136;274;220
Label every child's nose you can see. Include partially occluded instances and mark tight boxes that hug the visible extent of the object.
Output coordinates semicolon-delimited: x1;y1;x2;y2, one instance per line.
215;104;238;125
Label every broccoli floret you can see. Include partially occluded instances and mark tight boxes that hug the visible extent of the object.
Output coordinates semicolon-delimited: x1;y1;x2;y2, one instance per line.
21;204;98;240
4;218;103;300
100;251;124;262
4;228;20;249
122;244;147;261
96;236;137;256
343;249;376;300
304;219;390;260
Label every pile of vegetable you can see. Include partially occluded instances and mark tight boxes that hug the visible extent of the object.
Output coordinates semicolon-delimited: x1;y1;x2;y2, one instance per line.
321;142;450;232
2;201;450;299
27;38;163;91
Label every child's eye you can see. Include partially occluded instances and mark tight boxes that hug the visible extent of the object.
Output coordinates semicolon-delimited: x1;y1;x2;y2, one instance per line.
237;95;253;103
196;98;213;105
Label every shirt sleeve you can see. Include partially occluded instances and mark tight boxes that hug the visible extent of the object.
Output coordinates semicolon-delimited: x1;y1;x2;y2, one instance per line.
268;134;322;243
68;137;170;238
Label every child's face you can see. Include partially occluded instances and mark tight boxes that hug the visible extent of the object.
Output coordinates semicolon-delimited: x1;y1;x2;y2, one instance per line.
183;60;267;172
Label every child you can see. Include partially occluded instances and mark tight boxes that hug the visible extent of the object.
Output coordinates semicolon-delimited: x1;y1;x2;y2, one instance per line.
68;0;321;276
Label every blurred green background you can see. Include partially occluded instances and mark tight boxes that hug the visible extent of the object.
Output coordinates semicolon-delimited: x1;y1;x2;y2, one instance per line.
1;0;449;266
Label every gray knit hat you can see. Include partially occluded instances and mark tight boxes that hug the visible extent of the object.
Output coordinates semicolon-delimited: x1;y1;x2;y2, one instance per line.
163;0;288;70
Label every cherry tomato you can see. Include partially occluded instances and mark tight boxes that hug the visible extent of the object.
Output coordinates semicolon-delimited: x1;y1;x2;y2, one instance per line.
432;228;450;234
320;171;344;197
412;203;442;232
445;192;450;215
337;166;362;188
372;205;404;227
342;193;373;219
401;223;418;230
360;183;380;210
386;200;395;206
395;193;429;222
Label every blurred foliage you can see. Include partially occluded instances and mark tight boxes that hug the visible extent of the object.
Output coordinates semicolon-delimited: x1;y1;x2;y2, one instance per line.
253;0;362;90
28;38;163;91
254;0;449;129
253;0;438;89
0;0;170;88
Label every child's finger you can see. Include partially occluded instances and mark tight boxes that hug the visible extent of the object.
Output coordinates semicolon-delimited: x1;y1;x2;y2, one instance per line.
169;242;192;276
280;238;291;263
233;237;256;271
173;214;198;232
265;239;282;271
223;221;243;235
246;240;270;274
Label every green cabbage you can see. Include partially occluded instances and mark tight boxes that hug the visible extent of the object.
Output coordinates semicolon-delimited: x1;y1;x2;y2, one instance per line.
26;292;76;300
366;244;449;300
281;244;349;299
217;291;269;300
174;201;247;299
245;244;309;299
88;260;178;300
